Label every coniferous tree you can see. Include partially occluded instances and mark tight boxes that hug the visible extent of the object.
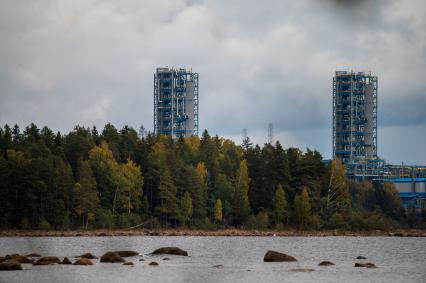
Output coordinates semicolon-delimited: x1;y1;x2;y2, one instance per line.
156;169;181;226
274;184;288;225
232;160;251;225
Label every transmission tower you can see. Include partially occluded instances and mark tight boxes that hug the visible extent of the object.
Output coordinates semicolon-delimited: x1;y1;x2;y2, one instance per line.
267;123;274;144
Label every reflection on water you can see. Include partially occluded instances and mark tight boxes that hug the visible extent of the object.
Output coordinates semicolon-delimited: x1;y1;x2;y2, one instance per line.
0;236;425;283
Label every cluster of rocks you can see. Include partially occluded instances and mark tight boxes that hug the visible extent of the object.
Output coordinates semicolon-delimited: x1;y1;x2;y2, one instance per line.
263;250;377;271
0;247;188;271
1;248;378;272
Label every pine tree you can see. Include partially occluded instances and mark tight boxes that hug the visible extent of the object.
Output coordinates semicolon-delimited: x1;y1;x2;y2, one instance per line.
232;160;251;225
274;184;288;225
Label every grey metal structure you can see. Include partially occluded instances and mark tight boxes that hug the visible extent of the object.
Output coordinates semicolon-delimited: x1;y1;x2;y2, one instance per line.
154;67;199;138
333;71;378;177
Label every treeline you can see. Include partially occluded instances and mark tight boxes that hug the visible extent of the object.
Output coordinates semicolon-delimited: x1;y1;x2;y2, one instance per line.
0;123;423;230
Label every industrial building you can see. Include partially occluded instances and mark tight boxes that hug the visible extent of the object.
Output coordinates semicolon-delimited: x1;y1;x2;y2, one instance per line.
332;71;378;178
154;67;199;138
383;177;426;210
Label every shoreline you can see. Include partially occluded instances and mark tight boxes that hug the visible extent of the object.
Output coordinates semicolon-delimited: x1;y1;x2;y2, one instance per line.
0;228;425;237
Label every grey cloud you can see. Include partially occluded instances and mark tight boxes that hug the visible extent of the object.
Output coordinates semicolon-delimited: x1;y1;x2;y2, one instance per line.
0;0;425;164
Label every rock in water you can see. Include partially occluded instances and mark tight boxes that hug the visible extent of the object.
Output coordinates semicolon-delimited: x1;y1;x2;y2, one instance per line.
152;247;188;256
123;262;134;266
290;268;315;272
263;251;297;262
34;256;61;265
149;262;159;266
79;253;98;259
100;252;125;263
73;258;93;265
114;251;139;257
355;262;377;268
318;261;335;266
0;259;23;271
60;257;72;264
5;255;34;263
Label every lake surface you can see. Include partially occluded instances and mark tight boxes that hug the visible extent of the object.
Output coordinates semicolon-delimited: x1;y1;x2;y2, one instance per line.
0;236;425;283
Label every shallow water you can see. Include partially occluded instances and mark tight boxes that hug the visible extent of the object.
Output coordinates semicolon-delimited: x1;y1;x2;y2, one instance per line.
0;236;425;283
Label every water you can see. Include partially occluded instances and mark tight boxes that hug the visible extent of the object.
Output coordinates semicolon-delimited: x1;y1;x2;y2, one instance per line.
0;236;425;283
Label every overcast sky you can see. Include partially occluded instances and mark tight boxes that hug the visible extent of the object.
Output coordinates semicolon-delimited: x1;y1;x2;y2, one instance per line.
0;0;425;164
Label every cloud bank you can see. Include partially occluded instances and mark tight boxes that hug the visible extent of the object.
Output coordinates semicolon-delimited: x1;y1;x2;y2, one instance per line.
0;0;425;164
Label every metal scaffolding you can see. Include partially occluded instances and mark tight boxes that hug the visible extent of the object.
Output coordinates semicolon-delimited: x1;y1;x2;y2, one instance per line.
333;71;378;178
154;67;199;138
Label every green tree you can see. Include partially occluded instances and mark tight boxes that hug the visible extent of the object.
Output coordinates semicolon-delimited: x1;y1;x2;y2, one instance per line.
327;159;351;214
180;192;193;226
117;159;144;214
294;187;311;229
274;184;288;225
232;160;251;225
74;161;99;229
89;141;121;214
156;169;181;226
195;162;208;218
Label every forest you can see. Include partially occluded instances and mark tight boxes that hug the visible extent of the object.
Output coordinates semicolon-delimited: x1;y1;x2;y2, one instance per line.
0;123;423;231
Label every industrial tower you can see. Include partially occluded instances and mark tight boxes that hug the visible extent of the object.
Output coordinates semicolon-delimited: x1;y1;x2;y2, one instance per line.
154;67;199;138
333;71;379;177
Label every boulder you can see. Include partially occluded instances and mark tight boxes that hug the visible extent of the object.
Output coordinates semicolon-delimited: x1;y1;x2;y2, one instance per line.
0;257;5;263
0;259;23;271
139;259;145;261
149;261;159;266
318;261;334;266
73;258;93;265
25;253;41;258
355;262;377;268
263;251;297;262
5;255;33;264
356;256;367;259
34;256;61;265
152;247;188;256
162;258;170;261
79;253;98;259
100;252;125;263
114;251;139;257
60;257;72;265
212;265;224;268
123;262;134;266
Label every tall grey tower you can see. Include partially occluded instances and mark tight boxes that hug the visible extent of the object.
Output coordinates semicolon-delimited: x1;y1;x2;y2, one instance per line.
333;71;378;175
154;67;199;138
